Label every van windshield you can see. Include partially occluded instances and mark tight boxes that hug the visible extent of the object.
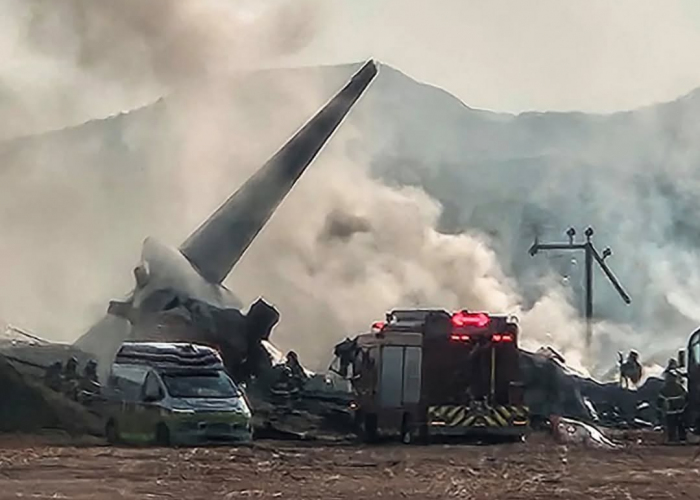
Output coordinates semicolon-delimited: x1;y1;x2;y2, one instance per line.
162;371;239;399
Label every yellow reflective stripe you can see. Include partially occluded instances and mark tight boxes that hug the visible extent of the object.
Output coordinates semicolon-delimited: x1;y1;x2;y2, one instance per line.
446;406;462;423
491;409;508;427
453;408;469;426
483;415;497;427
430;405;531;427
496;406;512;419
428;406;443;418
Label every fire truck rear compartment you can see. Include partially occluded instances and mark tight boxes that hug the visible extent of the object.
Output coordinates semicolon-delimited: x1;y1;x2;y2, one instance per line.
421;337;528;437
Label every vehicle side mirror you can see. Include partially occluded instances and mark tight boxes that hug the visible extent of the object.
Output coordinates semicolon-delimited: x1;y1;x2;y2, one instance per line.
143;386;163;403
678;349;686;369
143;393;159;403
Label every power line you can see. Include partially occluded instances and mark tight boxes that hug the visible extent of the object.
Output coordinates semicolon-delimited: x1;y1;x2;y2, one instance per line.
528;226;631;347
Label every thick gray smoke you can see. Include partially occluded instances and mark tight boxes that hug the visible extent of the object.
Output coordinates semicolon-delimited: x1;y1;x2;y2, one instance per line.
360;71;700;375
227;138;596;374
0;0;694;379
0;0;329;337
0;0;323;138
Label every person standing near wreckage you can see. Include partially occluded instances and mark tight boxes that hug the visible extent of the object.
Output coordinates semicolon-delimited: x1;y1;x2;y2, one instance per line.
61;356;80;400
657;369;688;443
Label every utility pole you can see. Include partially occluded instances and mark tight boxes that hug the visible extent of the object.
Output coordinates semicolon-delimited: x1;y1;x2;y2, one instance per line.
528;227;631;347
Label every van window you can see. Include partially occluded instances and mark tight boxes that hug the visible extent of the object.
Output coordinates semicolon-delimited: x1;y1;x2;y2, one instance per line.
109;365;148;400
162;371;238;399
143;371;164;400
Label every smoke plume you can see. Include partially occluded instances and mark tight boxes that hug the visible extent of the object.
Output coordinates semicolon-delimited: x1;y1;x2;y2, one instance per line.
0;0;695;380
0;0;323;138
0;0;329;337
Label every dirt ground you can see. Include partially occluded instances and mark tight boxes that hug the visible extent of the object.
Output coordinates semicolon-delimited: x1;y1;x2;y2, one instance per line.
0;433;699;500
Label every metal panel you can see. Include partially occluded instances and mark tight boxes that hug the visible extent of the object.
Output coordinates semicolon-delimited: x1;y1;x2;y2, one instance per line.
402;346;422;404
379;346;404;408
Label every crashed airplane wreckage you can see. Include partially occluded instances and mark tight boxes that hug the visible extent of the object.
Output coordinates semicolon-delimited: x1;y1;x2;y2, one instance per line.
519;347;664;428
74;60;379;384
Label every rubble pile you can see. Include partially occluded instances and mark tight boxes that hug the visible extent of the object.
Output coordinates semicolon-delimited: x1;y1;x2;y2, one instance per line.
0;354;101;435
248;392;354;441
522;347;664;428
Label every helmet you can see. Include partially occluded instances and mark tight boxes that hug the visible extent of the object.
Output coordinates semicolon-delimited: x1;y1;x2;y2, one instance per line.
628;350;639;360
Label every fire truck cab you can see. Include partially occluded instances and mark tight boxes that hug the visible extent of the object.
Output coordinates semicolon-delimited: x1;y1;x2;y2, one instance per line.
344;309;529;442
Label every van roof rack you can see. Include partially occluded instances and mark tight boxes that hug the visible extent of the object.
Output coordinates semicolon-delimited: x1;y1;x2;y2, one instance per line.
114;342;224;370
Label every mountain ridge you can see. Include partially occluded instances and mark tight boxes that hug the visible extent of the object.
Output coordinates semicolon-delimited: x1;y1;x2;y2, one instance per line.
7;60;700;145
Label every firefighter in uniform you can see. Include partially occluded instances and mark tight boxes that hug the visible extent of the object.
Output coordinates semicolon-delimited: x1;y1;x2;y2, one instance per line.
268;364;300;400
619;350;643;389
44;361;63;392
663;358;686;380
62;356;80;400
657;369;687;443
78;360;101;400
664;358;679;374
286;351;308;392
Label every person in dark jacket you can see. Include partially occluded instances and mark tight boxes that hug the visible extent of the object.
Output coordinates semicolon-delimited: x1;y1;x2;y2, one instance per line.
286;351;308;391
79;360;101;395
62;356;80;400
44;361;63;392
619;350;643;388
657;369;688;443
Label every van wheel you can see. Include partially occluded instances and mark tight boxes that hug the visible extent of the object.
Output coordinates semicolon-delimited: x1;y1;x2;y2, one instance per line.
155;423;171;447
105;419;120;445
400;414;412;444
361;414;378;443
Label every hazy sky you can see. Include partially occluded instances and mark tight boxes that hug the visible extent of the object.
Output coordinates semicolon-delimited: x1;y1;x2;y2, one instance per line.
3;0;700;137
282;0;700;113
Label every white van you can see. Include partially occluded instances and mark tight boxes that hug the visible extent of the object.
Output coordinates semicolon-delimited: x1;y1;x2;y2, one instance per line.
103;342;252;446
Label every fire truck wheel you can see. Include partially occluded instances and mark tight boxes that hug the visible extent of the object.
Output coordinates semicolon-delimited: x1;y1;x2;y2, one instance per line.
400;414;412;444
693;417;700;436
361;413;378;443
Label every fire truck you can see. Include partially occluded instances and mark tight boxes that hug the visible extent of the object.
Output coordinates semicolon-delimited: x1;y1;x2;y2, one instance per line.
335;309;529;443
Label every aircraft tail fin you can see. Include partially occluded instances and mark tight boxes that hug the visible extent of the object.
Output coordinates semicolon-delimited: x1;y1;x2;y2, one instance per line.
179;60;378;284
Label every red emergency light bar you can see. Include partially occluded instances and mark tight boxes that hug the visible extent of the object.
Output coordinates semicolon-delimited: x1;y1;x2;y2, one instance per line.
371;321;386;331
451;311;490;328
